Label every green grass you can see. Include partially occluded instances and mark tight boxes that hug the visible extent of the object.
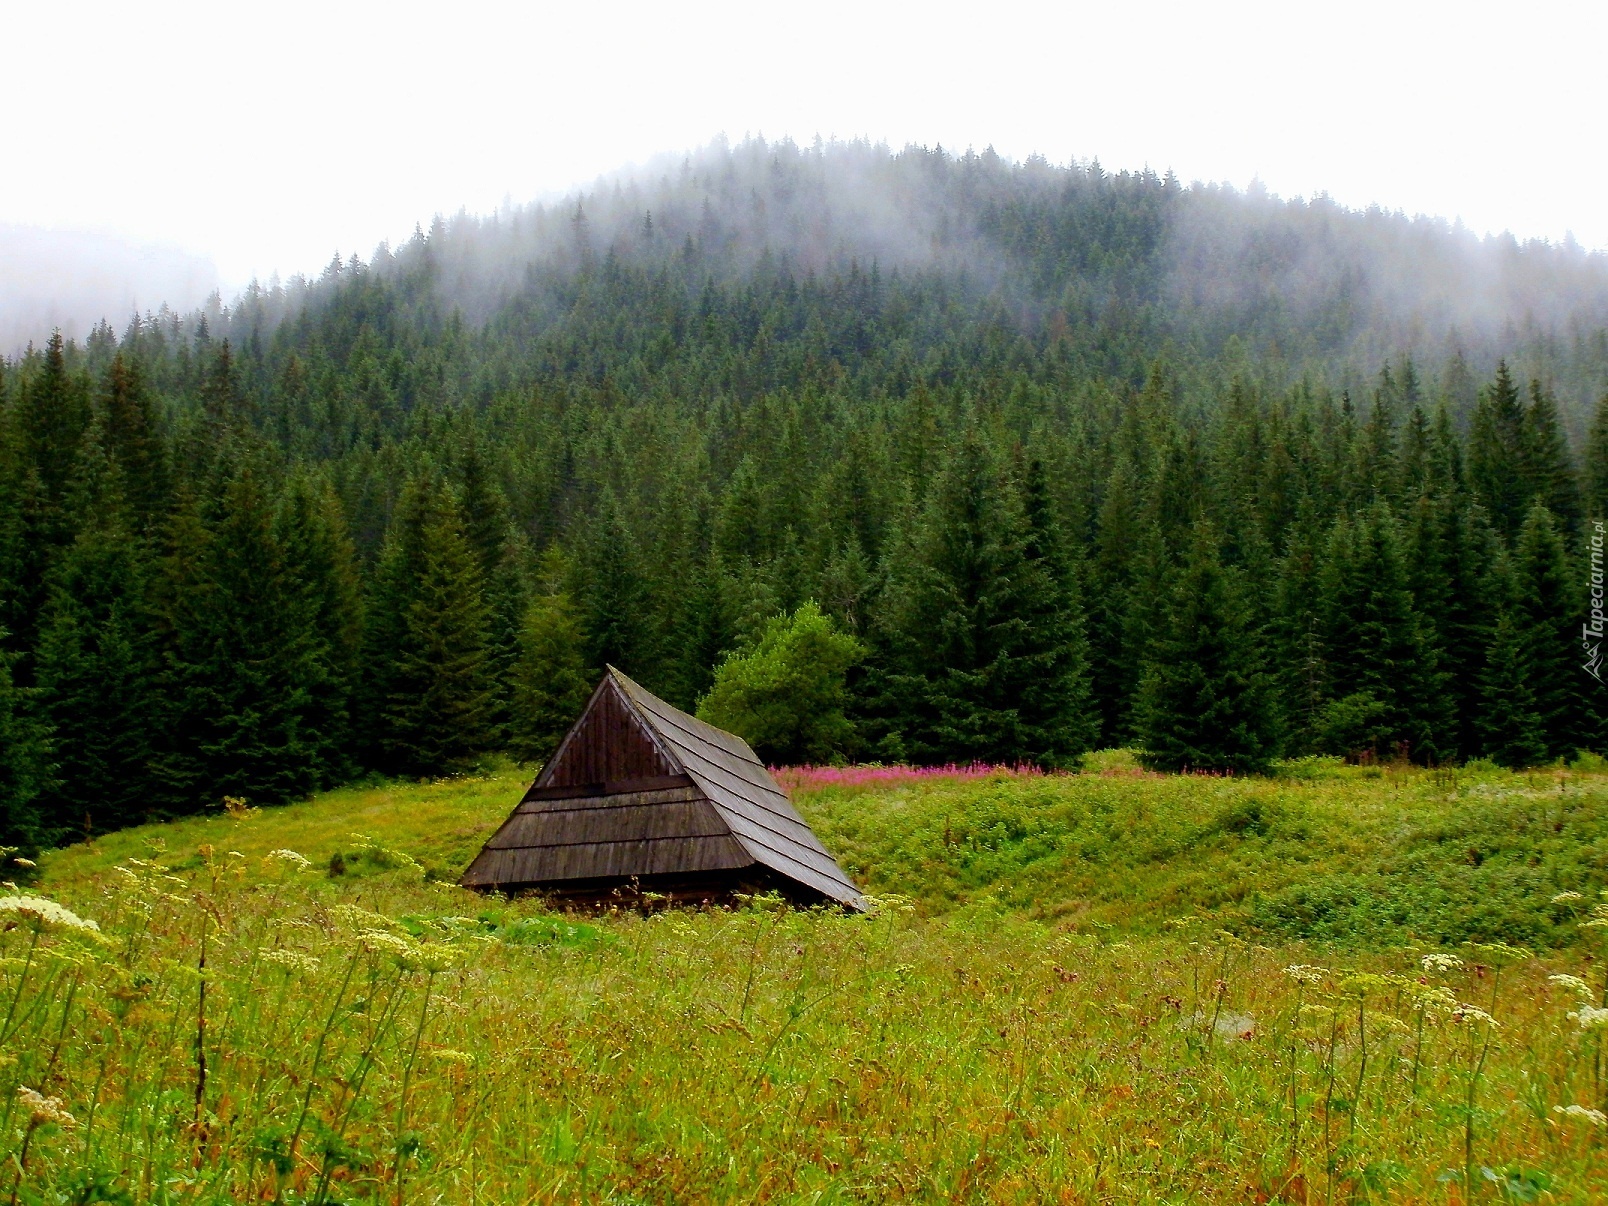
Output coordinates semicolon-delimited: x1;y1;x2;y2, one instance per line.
5;756;1608;1202
804;754;1608;948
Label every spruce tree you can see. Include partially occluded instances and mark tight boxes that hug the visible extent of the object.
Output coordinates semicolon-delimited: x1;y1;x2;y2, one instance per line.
457;436;524;739
1478;553;1548;768
1017;458;1099;764
1272;502;1327;753
366;477;496;776
874;432;1073;765
154;464;325;811
1585;393;1608;522
1087;451;1143;743
1406;494;1497;761
100;351;169;534
1509;502;1585;759
33;427;161;834
576;491;653;677
0;633;47;858
1468;361;1531;541
509;548;594;765
19;331;91;524
1135;524;1278;774
1522;379;1581;531
275;475;363;786
1318;503;1445;760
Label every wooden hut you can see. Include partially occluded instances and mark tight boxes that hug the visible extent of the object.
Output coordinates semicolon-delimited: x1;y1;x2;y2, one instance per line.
461;667;864;909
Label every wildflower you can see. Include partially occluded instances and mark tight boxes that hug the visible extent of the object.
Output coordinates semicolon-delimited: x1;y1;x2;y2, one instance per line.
1408;983;1460;1016
1340;971;1402;995
259;948;321;975
415;945;459;972
1450;1003;1497;1027
18;1087;76;1127
1421;952;1464;973
1465;941;1533;964
11;857;35;869
0;895;100;932
265;849;313;872
1551;891;1584;904
1547;974;1594;999
1553;1104;1607;1127
1567;1005;1608;1031
330;903;394;930
359;929;414;959
1284;964;1327;985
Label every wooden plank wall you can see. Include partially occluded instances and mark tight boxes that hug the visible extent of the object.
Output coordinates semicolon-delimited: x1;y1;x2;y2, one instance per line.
541;681;678;787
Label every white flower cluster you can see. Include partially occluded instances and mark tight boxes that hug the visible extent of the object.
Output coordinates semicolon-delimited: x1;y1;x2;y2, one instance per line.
1283;964;1327;985
18;1086;76;1127
1568;1005;1608;1031
265;849;312;872
0;895;100;933
1547;974;1594;999
1450;1003;1497;1027
1421;953;1464;973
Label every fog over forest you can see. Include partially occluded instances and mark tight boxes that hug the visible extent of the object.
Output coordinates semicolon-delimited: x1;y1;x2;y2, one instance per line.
8;141;1606;408
25;137;1591;425
0;225;218;356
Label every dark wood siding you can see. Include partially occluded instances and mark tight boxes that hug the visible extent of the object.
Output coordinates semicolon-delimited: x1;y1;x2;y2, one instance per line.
538;679;678;788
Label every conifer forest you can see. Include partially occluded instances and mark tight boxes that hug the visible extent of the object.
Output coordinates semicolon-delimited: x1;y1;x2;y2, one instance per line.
5;138;1608;856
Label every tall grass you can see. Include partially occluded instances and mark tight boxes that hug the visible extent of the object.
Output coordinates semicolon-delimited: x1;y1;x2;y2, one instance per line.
5;758;1608;1201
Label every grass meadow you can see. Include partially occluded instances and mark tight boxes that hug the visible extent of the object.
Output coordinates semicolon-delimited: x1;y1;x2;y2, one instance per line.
5;755;1608;1203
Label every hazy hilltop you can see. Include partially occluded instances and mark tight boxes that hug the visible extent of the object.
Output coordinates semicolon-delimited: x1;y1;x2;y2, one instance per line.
0;224;219;355
168;137;1608;428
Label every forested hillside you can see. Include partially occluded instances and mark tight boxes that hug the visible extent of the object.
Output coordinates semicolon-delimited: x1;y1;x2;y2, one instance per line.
5;137;1608;855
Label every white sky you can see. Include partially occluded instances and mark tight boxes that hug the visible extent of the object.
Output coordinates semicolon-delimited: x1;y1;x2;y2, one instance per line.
4;0;1605;296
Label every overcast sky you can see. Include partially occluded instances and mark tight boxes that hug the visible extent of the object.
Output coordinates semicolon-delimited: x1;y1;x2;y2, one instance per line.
4;0;1605;301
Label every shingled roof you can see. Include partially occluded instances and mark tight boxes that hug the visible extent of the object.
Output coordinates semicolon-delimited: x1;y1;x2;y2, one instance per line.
460;668;864;909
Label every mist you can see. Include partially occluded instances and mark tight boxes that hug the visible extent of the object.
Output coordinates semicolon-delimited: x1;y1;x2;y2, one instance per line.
345;138;1608;403
0;225;219;356
13;136;1608;424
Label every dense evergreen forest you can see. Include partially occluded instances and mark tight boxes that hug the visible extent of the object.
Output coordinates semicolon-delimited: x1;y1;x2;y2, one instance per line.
5;137;1608;855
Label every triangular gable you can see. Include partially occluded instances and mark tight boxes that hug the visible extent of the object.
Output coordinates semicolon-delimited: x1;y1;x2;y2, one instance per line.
535;673;682;790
